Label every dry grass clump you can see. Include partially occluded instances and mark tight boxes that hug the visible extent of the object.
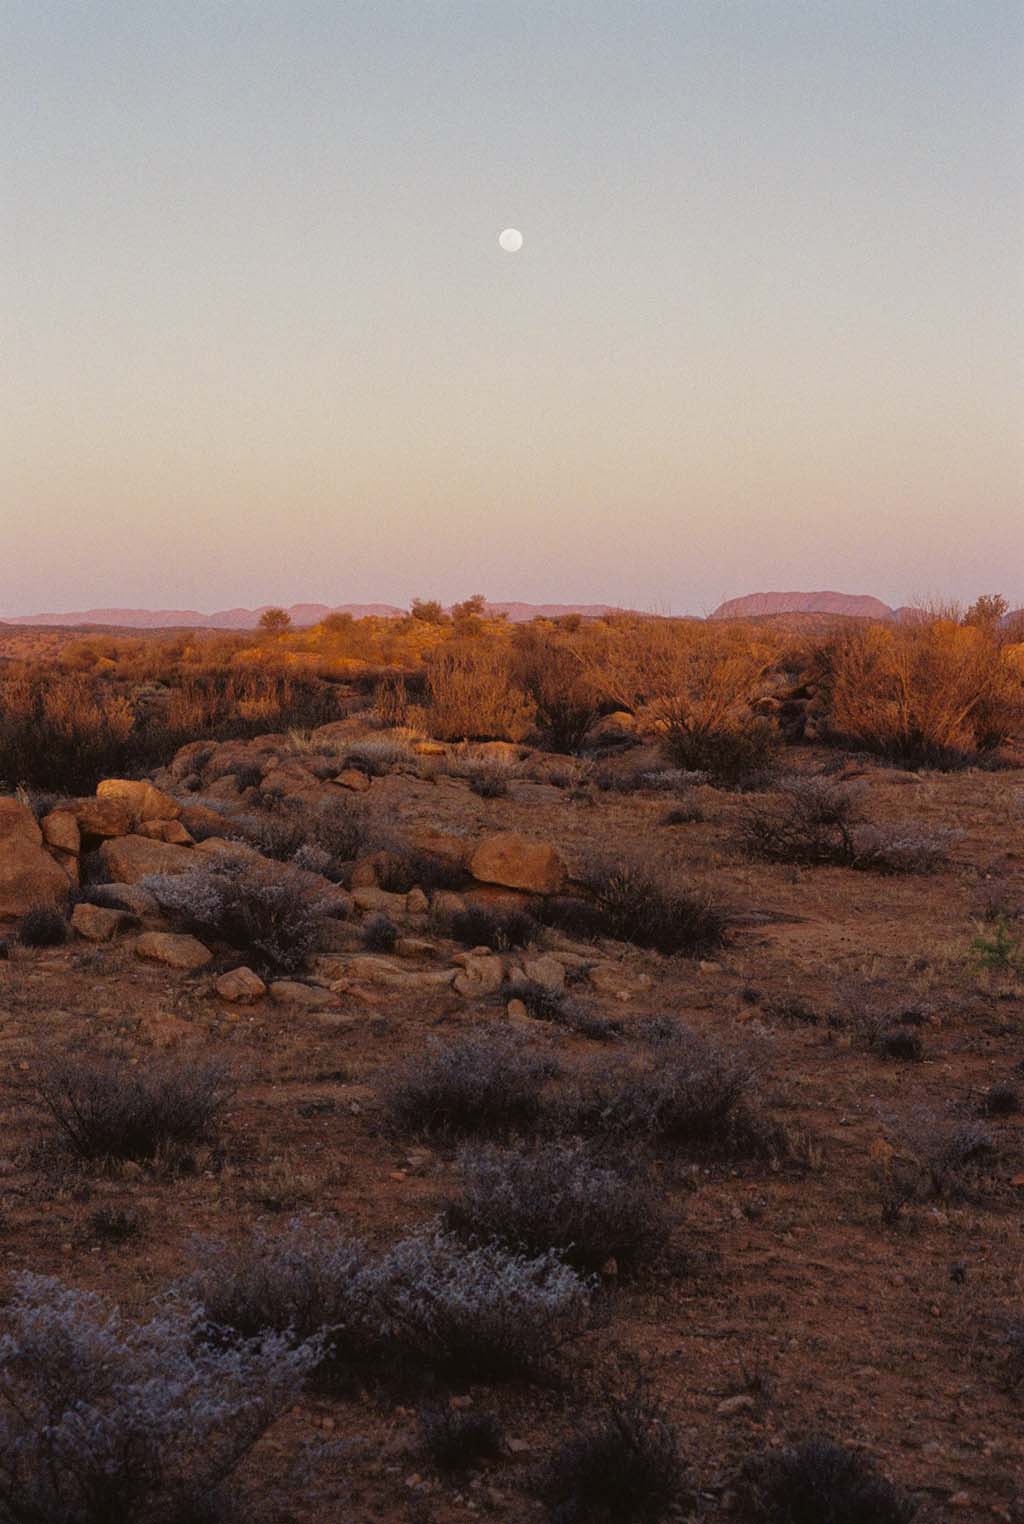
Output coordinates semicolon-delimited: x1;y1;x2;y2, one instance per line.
737;1436;917;1523
537;1393;689;1524
426;641;536;741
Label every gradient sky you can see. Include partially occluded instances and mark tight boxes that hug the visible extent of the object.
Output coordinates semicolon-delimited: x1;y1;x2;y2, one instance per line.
3;0;1022;617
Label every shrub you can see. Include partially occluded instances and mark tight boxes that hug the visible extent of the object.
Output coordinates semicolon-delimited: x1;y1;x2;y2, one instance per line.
383;1027;556;1139
554;859;729;958
538;1393;688;1524
813;616;1023;767
88;1205;144;1245
363;913;398;952
738;1436;917;1524
560;1031;781;1160
444;1142;669;1274
188;1220;591;1383
886;1111;998;1206
375;844;465;894
739;779;949;874
144;856;328;974
16;905;67;947
503;980;621;1042
981;1082;1020;1117
0;1272;315;1524
663;717;780;789
34;1052;233;1164
466;763;511;798
449;905;538;951
426;643;536;742
661;796;705;825
420;1406;504;1475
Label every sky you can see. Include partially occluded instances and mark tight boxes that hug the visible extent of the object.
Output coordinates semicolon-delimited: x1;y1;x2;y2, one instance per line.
2;0;1022;617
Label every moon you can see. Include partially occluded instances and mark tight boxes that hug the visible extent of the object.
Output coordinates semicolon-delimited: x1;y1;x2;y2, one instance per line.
498;227;524;253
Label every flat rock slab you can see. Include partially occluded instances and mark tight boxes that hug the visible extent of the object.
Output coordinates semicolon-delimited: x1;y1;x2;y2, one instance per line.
99;835;196;884
135;931;213;970
269;980;341;1009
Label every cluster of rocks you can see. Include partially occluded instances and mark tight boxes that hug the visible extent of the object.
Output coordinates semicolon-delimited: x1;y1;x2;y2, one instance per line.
2;768;653;1011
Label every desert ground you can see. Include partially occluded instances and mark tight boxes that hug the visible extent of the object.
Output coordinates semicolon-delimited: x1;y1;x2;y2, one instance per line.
0;607;1022;1523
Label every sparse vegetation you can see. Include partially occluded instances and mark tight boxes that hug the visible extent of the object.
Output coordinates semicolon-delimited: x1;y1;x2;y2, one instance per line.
538;1394;688;1524
738;1436;917;1523
383;1027;557;1139
33;1051;234;1165
0;1272;315;1524
16;905;67;947
739;778;950;873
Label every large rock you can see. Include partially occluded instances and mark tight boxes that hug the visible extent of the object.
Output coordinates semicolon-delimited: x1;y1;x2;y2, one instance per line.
135;931;213;970
41;810;80;856
0;798;71;916
70;902;137;942
98;835;196;884
97;778;181;822
71;797;135;839
136;819;193;845
469;832;566;895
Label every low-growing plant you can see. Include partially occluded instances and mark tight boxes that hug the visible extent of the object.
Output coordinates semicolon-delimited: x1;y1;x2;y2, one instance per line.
363;913;398;952
88;1204;145;1245
559;1031;783;1160
34;1052;233;1165
538;1393;688;1524
16;904;68;948
545;859;729;958
188;1219;591;1383
969;915;1023;975
384;1027;557;1139
663;716;780;789
375;844;465;894
739;778;950;874
420;1405;504;1475
737;1436;917;1523
444;1142;669;1274
0;1272;316;1524
449;905;538;951
144;856;329;974
503;980;621;1041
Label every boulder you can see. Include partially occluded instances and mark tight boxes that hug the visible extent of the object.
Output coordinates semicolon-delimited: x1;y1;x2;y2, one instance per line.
352;886;408;916
135;931;213;970
469;833;566;895
136;819;194;845
178;803;231;839
522;954;566;991
70;902;137;942
333;768;371;792
97;778;181;822
71;797;135;839
0;798;71;917
40;810;80;855
452;952;505;998
86;883;160;918
98;835;196;884
215;966;267;1002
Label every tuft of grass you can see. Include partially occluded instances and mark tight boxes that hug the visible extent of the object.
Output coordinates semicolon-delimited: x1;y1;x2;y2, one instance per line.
969;915;1023;975
738;1436;917;1524
420;1406;505;1475
449;905;539;951
543;859;729;958
16;905;68;948
538;1393;688;1524
363;913;398;952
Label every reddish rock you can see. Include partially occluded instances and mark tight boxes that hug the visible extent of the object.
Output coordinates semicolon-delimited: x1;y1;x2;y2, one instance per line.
469;833;566;895
98;835;196;883
97;778;181;822
0;798;71;917
135;931;213;970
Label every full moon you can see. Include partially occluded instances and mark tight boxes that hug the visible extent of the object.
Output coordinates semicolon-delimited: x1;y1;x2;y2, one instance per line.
498;227;524;253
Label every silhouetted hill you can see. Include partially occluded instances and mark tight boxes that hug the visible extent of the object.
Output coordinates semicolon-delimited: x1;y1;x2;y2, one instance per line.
710;591;895;621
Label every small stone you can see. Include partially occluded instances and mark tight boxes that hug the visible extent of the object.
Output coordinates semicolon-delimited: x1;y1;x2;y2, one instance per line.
269;980;340;1010
716;1394;755;1417
334;768;371;792
215;966;267;1002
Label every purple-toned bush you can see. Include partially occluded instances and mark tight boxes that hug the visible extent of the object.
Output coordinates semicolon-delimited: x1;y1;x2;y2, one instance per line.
187;1219;591;1382
0;1272;316;1524
144;855;329;973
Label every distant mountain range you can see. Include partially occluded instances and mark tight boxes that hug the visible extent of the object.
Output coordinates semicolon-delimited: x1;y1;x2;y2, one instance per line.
0;601;621;629
2;593;1019;629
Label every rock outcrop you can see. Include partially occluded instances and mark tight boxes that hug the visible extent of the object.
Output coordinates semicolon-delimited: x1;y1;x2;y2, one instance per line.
0;798;71;917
